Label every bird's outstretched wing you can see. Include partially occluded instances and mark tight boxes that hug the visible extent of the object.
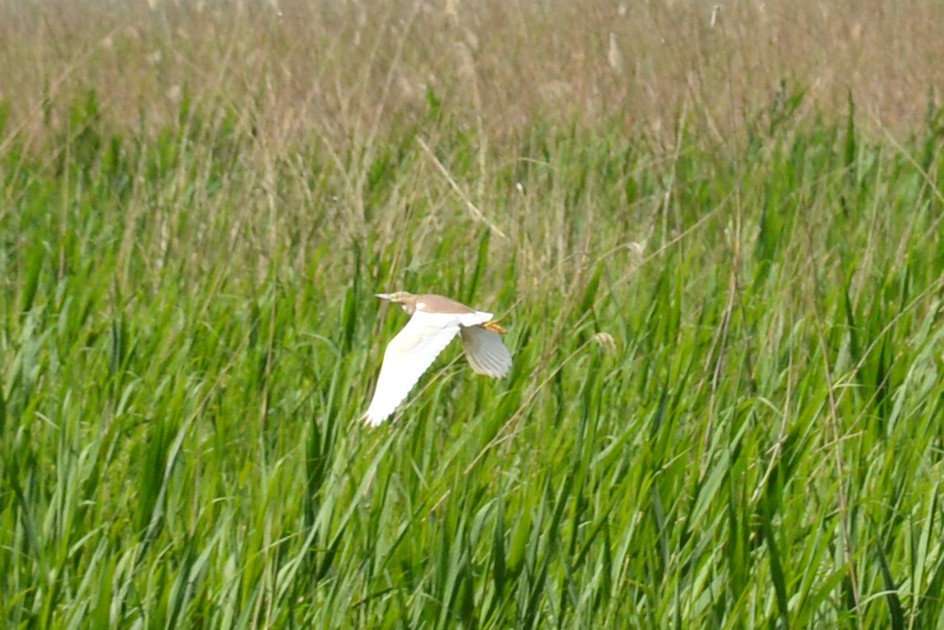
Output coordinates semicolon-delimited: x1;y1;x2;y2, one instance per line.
364;311;462;426
460;326;512;377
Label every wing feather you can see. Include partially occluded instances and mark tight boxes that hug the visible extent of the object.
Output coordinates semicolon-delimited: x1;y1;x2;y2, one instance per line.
364;312;462;426
460;326;512;378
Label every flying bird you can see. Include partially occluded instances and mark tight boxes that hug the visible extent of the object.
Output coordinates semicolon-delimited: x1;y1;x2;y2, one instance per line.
364;292;512;426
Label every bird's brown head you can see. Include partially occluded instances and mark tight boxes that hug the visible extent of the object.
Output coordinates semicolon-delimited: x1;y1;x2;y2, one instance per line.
376;291;418;315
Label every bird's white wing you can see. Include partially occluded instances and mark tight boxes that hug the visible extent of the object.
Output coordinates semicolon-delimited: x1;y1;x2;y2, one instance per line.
364;311;462;426
460;326;512;378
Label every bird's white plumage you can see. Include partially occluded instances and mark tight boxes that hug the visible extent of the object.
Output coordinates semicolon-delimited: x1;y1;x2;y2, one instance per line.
365;311;462;426
460;326;512;377
365;298;511;426
453;310;494;327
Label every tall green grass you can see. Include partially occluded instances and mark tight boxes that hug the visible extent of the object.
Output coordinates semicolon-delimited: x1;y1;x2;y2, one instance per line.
3;0;944;622
3;86;944;627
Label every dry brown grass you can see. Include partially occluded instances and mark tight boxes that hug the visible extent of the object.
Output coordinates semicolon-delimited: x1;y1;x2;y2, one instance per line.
1;0;941;156
1;0;940;303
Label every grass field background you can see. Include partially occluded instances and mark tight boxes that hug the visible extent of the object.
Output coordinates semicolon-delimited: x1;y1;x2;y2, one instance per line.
3;0;944;627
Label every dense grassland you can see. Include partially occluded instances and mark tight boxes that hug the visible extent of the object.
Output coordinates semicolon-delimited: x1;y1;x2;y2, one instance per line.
2;0;944;627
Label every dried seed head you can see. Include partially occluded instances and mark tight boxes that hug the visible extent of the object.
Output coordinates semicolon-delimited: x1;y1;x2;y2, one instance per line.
593;332;617;351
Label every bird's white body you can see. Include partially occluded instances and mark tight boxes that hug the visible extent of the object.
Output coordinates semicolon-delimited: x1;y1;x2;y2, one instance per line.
365;293;512;426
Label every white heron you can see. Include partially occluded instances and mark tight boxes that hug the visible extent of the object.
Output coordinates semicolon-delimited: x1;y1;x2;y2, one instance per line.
364;292;512;426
